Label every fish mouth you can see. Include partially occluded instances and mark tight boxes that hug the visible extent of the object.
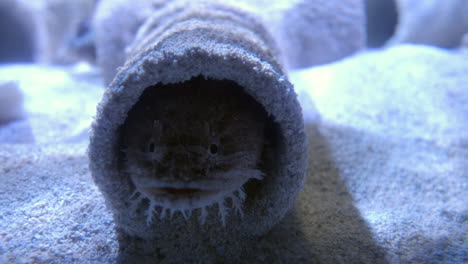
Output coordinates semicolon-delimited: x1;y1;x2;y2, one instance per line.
133;180;236;207
141;186;225;199
128;169;264;225
131;182;248;226
129;174;262;225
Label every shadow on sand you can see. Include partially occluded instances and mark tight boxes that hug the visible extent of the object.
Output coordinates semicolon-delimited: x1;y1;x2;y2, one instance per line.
249;123;388;263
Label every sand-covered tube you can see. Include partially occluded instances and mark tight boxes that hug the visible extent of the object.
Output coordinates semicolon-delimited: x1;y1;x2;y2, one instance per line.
89;0;307;261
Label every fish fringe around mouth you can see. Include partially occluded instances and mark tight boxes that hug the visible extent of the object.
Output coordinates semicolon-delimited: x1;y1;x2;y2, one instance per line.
129;187;247;227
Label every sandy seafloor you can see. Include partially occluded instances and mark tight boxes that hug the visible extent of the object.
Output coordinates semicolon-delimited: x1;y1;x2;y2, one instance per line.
0;45;467;263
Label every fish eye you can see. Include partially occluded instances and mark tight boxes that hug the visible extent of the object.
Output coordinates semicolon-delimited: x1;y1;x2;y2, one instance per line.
148;141;155;153
209;143;218;154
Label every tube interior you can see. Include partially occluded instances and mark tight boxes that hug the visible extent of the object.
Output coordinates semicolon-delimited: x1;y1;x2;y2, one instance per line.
118;75;281;217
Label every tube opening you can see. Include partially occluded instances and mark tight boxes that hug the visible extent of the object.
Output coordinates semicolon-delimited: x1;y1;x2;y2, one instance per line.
118;75;281;222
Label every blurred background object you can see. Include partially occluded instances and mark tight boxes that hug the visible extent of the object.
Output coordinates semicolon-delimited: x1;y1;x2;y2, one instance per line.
0;0;35;63
273;0;366;69
231;0;366;70
32;0;98;64
461;33;468;51
0;80;34;144
364;0;398;48
94;0;366;83
364;0;468;49
93;0;156;85
390;0;468;48
0;64;104;143
0;81;25;124
2;0;468;66
0;0;98;65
